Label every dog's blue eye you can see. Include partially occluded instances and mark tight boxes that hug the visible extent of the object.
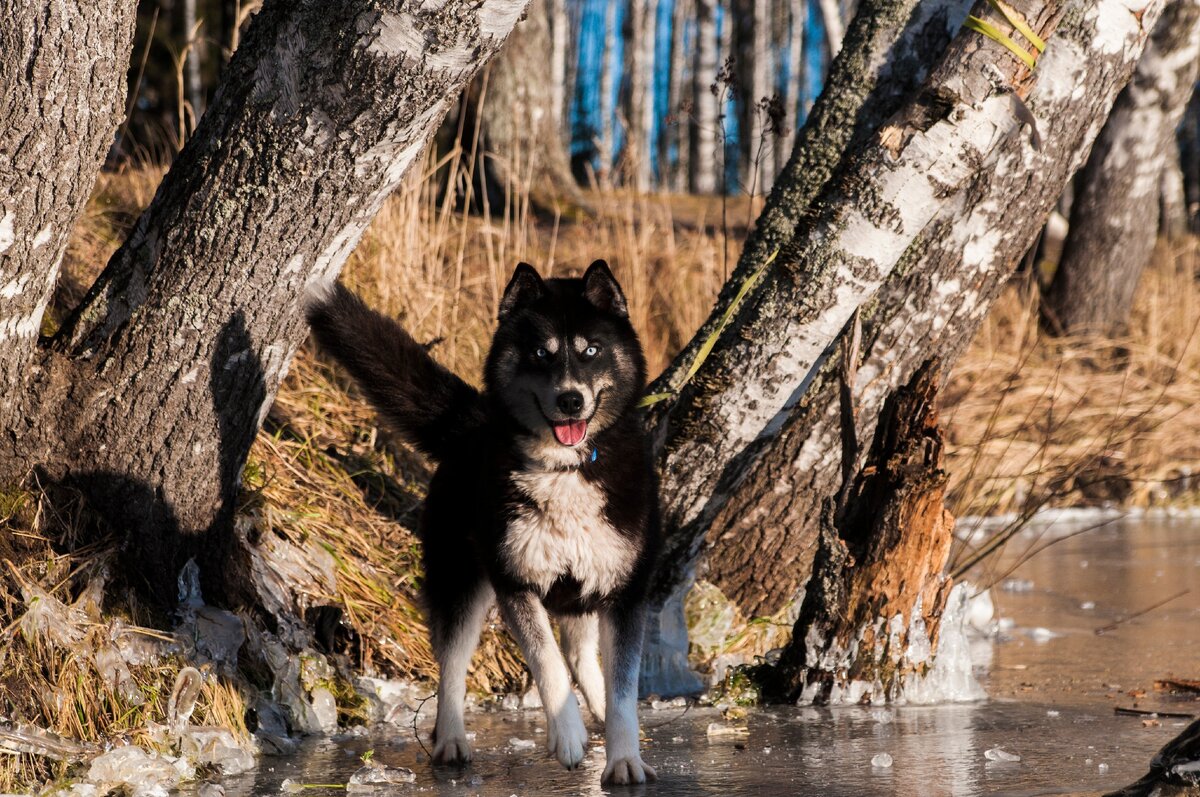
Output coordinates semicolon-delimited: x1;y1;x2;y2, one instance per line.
584;345;599;358
535;347;549;359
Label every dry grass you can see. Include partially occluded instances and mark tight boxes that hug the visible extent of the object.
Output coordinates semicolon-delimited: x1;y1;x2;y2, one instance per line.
0;491;249;792
944;239;1200;573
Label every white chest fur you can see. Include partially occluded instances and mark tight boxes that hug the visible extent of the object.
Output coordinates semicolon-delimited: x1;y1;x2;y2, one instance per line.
503;468;637;598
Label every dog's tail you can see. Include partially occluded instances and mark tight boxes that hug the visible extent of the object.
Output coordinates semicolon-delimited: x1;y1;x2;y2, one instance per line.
304;281;485;463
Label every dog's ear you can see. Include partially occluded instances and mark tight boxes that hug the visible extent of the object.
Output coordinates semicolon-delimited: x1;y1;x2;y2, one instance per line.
582;260;628;318
499;262;545;319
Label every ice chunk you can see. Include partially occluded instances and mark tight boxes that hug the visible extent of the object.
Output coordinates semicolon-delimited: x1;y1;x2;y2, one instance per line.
1000;578;1034;593
1027;627;1057;642
520;687;542;709
1080;601;1095;610
88;746;181;797
280;778;304;793
705;723;749;738
1047;710;1060;717
509;738;536;750
1097;762;1109;774
901;583;988;704
964;589;994;634
310;687;338;733
168;667;204;732
178;727;255;775
984;747;1021;762
871;753;893;768
348;763;416;787
501;694;521;711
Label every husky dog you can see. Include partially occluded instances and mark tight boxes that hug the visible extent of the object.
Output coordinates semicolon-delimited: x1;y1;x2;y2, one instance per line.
306;261;659;785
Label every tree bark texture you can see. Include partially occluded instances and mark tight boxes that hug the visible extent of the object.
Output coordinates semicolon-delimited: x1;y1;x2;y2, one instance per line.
16;0;529;605
640;0;1166;694
1045;0;1200;336
0;0;138;474
665;0;693;192
768;362;956;704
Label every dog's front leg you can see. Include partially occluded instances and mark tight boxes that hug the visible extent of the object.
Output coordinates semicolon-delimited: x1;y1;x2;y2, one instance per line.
497;591;589;769
599;606;657;786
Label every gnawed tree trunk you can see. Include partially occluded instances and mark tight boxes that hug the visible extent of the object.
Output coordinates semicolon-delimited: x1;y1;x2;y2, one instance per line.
0;0;138;477
640;0;1165;695
1161;142;1189;241
1045;0;1200;336
1;0;529;606
458;0;584;212
690;0;720;194
766;362;957;704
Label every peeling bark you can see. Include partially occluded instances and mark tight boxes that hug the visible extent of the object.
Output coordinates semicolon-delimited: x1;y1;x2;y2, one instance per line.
641;0;1165;693
1046;0;1200;335
33;0;529;605
0;0;137;477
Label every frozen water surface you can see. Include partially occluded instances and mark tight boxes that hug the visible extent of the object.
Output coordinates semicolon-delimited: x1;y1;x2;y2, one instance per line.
210;515;1199;796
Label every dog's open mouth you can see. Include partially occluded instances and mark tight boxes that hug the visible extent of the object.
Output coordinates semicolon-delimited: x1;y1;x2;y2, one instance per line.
550;419;588;447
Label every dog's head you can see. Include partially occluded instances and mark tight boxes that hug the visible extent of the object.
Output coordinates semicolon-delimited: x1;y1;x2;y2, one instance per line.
485;260;647;467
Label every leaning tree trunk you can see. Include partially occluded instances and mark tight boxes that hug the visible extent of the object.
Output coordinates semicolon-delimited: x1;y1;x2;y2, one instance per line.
1;0;531;607
460;0;584;213
1045;0;1200;336
0;0;138;479
639;0;1166;696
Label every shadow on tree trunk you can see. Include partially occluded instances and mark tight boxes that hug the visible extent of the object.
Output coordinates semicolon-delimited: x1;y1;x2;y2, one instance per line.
53;313;264;610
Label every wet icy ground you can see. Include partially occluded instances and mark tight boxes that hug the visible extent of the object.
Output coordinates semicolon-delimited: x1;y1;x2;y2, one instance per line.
215;513;1200;797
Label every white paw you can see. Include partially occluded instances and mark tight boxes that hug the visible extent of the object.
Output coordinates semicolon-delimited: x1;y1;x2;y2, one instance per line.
432;733;472;765
546;708;589;769
602;754;657;786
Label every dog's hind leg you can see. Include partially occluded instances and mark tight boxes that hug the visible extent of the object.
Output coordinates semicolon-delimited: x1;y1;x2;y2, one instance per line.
599;605;657;786
558;613;605;723
429;581;494;765
498;592;589;770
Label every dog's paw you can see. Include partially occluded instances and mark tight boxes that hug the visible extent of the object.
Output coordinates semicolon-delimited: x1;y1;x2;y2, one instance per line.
546;711;589;770
601;754;657;786
432;734;472;765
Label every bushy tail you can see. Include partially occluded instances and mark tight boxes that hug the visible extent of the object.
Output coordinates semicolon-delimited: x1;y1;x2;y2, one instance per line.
305;282;484;462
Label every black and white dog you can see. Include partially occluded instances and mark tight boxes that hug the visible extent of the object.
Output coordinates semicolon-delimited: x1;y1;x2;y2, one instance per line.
306;261;660;785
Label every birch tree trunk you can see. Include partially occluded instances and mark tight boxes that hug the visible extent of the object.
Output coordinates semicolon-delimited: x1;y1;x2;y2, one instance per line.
1045;0;1200;336
598;0;619;187
779;0;806;179
640;0;1165;695
0;0;138;475
0;0;529;607
817;0;845;57
549;0;569;131
665;0;693;192
465;0;584;211
690;0;720;194
622;0;655;190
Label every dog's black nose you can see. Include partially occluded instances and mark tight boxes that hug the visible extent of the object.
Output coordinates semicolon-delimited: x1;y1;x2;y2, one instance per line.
556;391;584;415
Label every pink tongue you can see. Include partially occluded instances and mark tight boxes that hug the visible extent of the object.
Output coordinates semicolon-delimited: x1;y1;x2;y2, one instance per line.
552;419;588;447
